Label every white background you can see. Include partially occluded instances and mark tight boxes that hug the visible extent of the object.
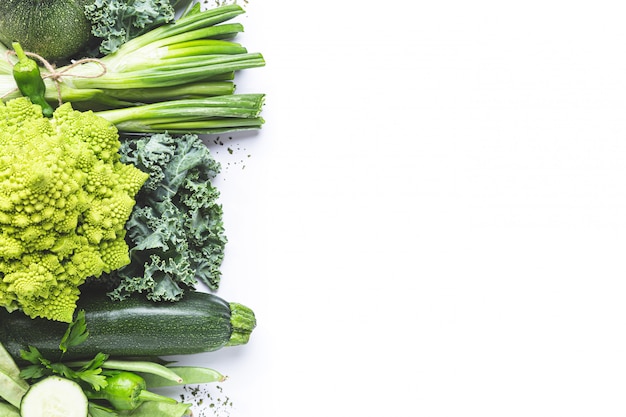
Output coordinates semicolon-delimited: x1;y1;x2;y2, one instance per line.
180;1;626;416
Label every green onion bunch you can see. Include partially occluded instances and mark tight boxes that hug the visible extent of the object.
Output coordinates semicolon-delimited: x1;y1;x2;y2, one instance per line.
0;4;265;134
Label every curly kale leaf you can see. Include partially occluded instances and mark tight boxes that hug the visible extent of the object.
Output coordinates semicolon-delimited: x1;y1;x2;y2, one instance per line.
105;133;227;301
84;0;177;55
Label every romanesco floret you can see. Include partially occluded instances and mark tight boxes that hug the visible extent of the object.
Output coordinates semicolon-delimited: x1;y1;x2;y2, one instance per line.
0;98;149;322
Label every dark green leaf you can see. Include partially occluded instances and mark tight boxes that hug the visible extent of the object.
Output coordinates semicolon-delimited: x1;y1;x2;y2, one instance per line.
19;346;45;365
49;362;78;380
60;309;89;353
80;352;109;372
18;364;46;380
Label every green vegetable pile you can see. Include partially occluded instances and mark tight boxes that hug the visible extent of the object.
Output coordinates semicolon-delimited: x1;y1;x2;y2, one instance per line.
0;309;231;416
0;1;263;416
0;3;266;133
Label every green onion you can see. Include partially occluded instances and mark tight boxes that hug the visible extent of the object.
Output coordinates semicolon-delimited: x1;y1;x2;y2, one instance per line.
95;94;265;134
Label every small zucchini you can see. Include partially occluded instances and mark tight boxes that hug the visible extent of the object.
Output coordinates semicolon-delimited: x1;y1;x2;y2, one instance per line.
0;291;256;362
0;0;93;63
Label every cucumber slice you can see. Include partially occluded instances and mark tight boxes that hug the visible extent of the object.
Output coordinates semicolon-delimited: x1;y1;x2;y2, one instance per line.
20;376;88;417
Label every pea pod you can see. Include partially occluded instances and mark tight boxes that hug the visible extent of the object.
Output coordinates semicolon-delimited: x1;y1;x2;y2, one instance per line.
139;366;226;388
11;42;54;117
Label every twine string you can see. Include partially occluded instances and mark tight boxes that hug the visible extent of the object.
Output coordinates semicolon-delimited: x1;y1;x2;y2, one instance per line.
1;50;107;104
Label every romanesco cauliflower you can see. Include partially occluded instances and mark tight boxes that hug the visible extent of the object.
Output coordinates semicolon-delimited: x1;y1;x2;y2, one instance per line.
0;98;149;322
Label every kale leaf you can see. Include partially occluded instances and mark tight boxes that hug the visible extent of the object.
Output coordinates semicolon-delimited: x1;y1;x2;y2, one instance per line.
84;0;177;55
102;132;227;301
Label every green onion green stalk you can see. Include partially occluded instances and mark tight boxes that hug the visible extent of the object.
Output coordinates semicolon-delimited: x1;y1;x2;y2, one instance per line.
96;93;265;134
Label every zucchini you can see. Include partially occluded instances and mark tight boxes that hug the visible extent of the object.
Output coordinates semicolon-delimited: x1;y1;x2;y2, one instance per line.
0;291;256;363
0;0;92;63
20;376;88;417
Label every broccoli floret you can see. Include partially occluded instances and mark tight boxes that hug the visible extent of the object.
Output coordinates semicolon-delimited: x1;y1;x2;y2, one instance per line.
0;98;149;322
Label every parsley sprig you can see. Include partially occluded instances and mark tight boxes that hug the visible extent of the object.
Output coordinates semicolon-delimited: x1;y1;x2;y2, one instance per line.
19;310;109;391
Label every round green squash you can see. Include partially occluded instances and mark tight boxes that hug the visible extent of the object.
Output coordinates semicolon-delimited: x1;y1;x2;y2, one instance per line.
0;0;92;63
